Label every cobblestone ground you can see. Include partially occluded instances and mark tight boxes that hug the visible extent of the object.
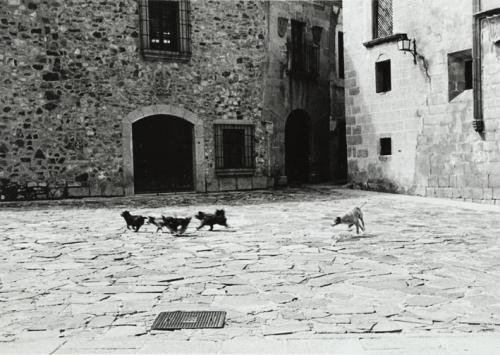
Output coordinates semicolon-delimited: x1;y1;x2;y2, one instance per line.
1;186;500;354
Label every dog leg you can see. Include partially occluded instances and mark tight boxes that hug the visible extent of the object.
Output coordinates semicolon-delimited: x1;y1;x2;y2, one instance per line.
360;217;365;231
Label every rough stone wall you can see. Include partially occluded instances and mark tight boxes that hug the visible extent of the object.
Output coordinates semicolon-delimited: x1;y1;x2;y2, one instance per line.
329;5;346;182
0;0;269;197
344;0;500;203
263;1;341;184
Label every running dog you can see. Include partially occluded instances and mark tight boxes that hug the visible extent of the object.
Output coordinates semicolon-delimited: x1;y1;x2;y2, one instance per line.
162;216;191;235
147;216;168;233
332;202;366;234
195;209;228;231
121;211;147;232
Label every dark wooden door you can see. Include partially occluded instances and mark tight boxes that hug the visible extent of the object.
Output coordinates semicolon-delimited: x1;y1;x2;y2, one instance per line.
133;115;193;193
285;111;310;183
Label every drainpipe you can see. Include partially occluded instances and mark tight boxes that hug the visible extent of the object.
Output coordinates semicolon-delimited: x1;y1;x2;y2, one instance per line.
473;1;500;134
472;0;484;133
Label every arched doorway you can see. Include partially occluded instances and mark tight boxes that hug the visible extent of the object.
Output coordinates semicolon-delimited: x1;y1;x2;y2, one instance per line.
132;115;194;193
285;110;310;184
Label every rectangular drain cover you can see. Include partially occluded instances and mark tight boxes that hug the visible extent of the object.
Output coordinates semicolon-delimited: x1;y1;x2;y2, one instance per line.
151;311;226;330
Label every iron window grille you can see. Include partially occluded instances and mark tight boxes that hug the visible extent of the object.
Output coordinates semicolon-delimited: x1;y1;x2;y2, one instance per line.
372;0;393;39
214;124;255;172
288;20;319;79
139;0;192;61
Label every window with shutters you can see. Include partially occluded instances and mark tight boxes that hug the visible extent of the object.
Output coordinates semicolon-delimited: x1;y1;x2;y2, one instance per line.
139;0;191;61
372;0;393;39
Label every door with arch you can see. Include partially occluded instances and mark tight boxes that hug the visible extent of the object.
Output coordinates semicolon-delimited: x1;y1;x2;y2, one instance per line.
285;110;310;184
132;114;194;193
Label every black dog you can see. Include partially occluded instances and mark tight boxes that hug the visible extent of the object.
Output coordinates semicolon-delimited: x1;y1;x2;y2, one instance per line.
195;209;228;231
121;211;147;232
162;216;191;235
147;216;168;233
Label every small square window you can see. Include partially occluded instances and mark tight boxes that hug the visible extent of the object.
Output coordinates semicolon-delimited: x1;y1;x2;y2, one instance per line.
380;137;392;156
375;60;391;93
214;124;255;171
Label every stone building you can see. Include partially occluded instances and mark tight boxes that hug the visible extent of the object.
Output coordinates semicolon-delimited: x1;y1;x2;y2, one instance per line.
344;0;500;203
263;0;346;185
0;0;345;199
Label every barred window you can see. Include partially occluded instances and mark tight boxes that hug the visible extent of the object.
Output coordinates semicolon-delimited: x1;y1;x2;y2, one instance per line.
139;0;191;61
372;0;393;39
288;20;319;78
214;124;255;171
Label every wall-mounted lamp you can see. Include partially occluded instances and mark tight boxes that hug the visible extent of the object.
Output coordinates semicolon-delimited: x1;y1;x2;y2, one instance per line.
397;37;417;64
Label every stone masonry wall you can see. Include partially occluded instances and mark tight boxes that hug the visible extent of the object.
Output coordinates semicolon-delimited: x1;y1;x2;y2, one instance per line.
263;0;339;184
0;0;268;197
344;0;500;203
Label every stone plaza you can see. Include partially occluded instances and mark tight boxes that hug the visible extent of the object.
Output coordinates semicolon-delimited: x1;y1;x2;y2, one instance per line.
1;186;500;354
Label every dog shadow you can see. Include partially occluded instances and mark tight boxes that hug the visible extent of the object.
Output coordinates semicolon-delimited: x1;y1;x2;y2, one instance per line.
335;232;377;242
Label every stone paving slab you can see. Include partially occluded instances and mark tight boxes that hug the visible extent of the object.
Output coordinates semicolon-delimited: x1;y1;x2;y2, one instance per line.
1;186;500;353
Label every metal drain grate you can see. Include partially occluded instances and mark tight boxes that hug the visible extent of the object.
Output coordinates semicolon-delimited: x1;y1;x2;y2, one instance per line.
151;311;226;330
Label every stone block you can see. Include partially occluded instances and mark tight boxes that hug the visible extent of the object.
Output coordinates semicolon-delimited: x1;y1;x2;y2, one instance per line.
102;184;124;197
471;187;484;200
252;176;269;189
236;177;252;190
436;187;452;198
488;174;500;188
219;177;237;191
206;178;219;192
347;135;362;145
346;116;356;125
428;176;439;187
483;188;493;200
357;149;368;158
425;187;435;197
493;188;500;200
462;188;474;199
452;188;463;199
438;176;450;187
349;87;360;96
67;186;90;197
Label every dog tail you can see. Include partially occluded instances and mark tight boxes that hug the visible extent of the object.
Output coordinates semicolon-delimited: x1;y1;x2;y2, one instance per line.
359;201;368;208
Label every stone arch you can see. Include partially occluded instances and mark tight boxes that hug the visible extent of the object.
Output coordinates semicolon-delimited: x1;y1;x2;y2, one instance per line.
122;104;205;195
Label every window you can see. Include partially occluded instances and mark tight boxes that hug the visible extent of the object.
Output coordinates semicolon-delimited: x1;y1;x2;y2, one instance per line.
291;20;306;73
380;137;392;156
338;31;344;79
288;20;319;78
139;0;191;61
464;59;473;90
448;49;473;101
214;124;255;171
372;0;393;39
375;60;391;93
